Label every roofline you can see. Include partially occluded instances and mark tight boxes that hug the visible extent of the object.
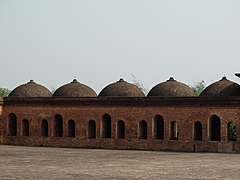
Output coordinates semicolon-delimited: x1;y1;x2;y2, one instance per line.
3;96;240;107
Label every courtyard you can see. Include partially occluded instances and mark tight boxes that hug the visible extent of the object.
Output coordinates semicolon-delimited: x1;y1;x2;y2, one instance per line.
0;145;240;179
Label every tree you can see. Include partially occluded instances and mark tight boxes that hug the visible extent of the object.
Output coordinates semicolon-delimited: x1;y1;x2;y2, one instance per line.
228;122;236;141
190;80;205;96
0;87;11;97
131;74;148;95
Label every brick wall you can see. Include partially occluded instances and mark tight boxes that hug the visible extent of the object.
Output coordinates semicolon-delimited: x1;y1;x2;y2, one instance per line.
1;97;240;153
0;97;3;141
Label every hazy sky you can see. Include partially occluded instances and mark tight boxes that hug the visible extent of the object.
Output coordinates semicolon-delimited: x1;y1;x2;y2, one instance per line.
1;0;240;93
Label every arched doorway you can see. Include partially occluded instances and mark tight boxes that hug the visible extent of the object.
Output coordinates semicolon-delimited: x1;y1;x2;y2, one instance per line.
117;120;125;139
209;115;221;141
153;115;164;139
54;114;63;137
22;119;29;136
68;119;75;137
227;122;236;141
41;119;48;137
170;121;178;140
8;113;17;136
88;120;96;139
101;114;111;138
194;121;202;141
139;120;147;139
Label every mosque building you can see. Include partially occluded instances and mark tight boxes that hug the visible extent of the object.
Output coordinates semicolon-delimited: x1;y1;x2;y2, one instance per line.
1;74;240;153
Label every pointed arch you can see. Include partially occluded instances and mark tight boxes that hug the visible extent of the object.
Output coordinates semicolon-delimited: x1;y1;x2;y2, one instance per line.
227;122;236;141
88;120;96;139
117;120;125;139
22;119;29;136
194;121;202;141
170;121;178;140
54;114;63;137
8;113;17;136
153;115;164;139
139;120;148;139
41;119;48;137
101;114;111;138
209;115;221;141
68;119;75;137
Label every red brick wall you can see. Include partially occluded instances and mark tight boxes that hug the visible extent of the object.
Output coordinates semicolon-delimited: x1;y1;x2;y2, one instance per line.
1;97;240;153
0;98;3;141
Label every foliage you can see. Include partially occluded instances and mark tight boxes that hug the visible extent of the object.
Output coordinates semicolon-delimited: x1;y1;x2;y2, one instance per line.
0;87;11;97
228;122;236;141
131;74;148;95
190;80;206;96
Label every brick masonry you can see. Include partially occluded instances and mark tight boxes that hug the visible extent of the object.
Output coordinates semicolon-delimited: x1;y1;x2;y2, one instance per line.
1;96;240;153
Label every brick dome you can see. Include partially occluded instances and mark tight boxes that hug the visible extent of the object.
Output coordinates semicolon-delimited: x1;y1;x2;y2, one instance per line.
200;77;240;96
148;77;195;97
53;79;97;97
98;78;145;97
9;80;52;97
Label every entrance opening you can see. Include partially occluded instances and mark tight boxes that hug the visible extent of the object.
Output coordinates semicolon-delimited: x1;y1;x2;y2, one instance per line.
41;119;48;137
117;120;125;139
68;120;75;137
209;115;221;141
227;122;236;141
194;121;202;141
101;114;111;138
54;114;63;137
8;113;17;136
153;115;164;139
139;120;147;139
22;119;29;136
170;121;178;140
88;120;96;139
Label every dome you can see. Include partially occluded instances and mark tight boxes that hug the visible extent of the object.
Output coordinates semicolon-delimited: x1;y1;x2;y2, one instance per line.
98;78;145;97
9;80;52;97
200;77;240;96
147;77;195;97
53;79;97;97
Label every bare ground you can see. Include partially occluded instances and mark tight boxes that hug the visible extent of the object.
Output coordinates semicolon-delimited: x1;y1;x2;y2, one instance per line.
0;145;240;179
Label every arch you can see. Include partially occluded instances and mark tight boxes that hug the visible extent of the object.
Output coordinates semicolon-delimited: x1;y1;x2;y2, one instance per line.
227;122;236;141
153;115;164;139
88;120;96;139
170;121;178;140
22;119;29;136
139;120;147;139
194;121;202;141
117;120;125;139
54;114;63;137
41;119;48;137
68;119;75;137
8;113;17;136
209;115;221;141
101;114;111;138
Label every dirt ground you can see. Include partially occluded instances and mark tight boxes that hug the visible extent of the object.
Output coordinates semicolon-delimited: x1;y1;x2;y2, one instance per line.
0;145;240;179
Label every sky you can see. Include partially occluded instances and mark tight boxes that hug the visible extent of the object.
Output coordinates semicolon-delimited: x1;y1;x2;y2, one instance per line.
0;0;240;93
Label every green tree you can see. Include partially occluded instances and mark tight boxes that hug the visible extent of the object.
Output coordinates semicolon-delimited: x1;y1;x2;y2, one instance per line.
190;80;205;96
228;122;236;141
0;87;11;97
131;74;148;95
